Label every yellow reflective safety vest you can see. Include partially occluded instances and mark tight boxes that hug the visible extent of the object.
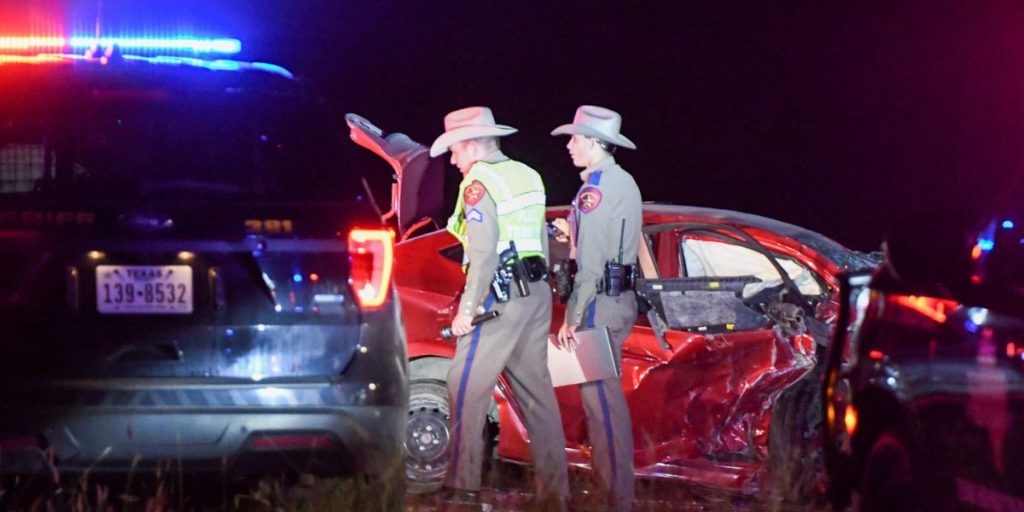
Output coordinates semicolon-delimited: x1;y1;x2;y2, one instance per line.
446;159;547;259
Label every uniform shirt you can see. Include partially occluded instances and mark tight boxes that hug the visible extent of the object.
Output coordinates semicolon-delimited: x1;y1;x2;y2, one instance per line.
458;152;550;317
566;155;643;327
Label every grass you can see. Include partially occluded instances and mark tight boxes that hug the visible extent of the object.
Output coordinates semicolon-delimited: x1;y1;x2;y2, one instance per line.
0;443;833;512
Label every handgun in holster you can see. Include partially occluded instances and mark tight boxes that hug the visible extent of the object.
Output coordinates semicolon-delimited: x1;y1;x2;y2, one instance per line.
552;259;576;303
491;241;531;303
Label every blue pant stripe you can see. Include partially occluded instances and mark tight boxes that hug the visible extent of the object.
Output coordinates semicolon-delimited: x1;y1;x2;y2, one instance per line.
588;298;618;493
596;383;617;493
449;294;495;482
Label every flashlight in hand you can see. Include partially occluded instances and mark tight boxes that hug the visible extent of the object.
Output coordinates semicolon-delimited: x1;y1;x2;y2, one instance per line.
440;311;500;339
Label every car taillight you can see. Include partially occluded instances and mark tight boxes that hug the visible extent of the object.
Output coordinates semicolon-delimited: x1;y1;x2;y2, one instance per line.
347;228;394;309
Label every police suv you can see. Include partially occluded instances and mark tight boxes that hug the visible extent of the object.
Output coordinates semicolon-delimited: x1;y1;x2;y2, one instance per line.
0;37;407;506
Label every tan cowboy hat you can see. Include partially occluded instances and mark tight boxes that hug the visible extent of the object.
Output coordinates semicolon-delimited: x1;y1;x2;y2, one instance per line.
429;106;518;157
551;105;636;150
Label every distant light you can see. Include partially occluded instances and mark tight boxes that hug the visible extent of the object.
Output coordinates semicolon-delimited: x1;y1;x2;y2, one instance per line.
274;304;283;313
292;274;303;283
965;319;980;334
177;251;194;261
1003;219;1015;229
310;273;320;282
225;328;234;337
87;250;105;261
978;239;995;251
257;324;266;332
294;306;304;313
969;307;989;326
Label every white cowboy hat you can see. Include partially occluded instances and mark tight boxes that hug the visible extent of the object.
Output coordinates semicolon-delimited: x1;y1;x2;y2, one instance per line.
429;106;518;157
551;105;636;150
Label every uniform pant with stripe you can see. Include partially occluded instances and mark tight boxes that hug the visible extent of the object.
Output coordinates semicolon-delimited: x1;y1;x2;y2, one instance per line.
580;291;636;512
446;280;570;501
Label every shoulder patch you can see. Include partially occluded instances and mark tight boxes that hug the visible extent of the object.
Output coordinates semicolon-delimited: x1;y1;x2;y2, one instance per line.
586;170;603;185
578;186;602;214
463;180;486;206
466;208;484;223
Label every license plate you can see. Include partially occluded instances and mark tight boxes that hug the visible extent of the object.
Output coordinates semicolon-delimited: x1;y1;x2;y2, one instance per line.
96;265;193;314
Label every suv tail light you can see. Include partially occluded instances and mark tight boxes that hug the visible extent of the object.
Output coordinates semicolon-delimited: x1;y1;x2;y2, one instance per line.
347;228;394;310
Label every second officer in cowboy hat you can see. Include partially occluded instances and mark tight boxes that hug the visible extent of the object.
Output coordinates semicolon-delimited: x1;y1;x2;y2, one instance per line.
431;106;569;510
553;105;642;512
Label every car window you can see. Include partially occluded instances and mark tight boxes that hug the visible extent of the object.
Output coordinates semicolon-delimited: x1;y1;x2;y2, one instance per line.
681;238;823;297
0;81;352;204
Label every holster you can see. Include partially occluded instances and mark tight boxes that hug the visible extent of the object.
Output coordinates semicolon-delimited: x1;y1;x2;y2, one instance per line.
552;259;576;303
492;256;547;302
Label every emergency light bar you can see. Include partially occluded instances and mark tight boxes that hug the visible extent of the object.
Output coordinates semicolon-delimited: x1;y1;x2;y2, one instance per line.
0;37;67;51
70;37;241;54
0;36;241;55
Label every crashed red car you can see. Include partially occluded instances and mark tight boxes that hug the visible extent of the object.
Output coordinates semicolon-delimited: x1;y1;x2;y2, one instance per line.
345;115;879;501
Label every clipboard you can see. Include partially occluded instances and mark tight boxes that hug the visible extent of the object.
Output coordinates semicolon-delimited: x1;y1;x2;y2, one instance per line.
547;327;619;387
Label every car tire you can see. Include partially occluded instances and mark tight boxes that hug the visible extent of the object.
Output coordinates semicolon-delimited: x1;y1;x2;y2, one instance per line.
405;379;451;494
859;429;920;512
767;368;825;506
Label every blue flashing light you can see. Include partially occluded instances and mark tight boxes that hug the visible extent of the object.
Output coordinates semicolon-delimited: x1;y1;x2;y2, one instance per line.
978;238;995;251
69;37;241;55
293;274;303;283
964;319;980;334
1003;219;1015;230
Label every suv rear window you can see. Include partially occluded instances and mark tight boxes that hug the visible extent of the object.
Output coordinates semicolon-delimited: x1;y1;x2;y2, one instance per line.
0;73;351;203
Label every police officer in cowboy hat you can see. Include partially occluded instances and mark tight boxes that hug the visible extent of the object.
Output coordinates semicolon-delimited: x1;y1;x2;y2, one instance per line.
431;106;570;510
553;105;642;512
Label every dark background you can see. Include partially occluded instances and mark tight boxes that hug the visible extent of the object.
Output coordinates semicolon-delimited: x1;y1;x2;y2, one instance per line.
8;0;1024;251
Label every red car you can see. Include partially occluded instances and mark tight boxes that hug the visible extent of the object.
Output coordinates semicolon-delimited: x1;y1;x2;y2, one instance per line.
346;115;878;502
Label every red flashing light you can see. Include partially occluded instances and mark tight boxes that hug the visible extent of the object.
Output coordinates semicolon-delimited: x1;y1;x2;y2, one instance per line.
0;37;66;52
890;295;956;324
347;228;395;309
844;405;858;436
868;350;884;360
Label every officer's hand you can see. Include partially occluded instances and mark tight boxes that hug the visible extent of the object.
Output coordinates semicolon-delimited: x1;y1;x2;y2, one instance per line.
450;314;475;337
556;322;579;351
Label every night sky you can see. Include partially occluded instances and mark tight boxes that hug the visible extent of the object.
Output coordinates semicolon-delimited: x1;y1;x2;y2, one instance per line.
9;1;1024;251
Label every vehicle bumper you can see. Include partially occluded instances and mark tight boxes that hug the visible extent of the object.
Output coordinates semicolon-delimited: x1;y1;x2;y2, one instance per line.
0;383;404;477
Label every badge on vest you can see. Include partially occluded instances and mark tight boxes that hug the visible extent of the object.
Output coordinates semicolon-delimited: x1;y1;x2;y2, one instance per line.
578;186;602;214
464;181;486;206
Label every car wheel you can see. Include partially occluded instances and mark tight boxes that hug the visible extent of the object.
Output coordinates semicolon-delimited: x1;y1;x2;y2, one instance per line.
859;429;920;512
767;369;825;506
405;379;451;494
